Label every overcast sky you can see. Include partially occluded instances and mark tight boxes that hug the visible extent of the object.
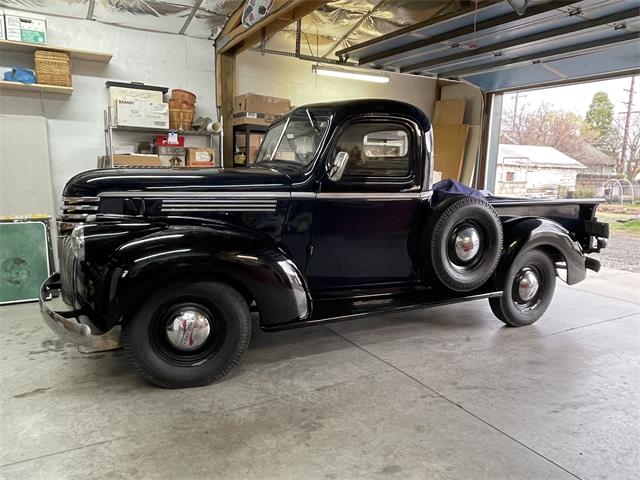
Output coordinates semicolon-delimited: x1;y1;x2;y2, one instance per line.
502;76;639;119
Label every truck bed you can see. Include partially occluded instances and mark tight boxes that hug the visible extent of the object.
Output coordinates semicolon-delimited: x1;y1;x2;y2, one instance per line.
488;196;606;253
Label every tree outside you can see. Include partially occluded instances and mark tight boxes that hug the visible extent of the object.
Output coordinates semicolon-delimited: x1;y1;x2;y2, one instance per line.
585;91;615;157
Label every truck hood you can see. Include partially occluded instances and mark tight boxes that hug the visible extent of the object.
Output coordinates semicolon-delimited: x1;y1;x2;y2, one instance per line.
63;167;292;197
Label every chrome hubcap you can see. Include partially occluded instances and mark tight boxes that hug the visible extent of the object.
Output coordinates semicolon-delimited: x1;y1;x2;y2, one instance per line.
453;227;481;262
517;269;540;302
166;310;211;351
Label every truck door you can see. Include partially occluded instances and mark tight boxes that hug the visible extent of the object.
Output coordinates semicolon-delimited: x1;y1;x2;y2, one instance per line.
306;118;423;292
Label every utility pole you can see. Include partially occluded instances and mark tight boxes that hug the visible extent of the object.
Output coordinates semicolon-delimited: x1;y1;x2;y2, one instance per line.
512;91;520;131
620;76;636;176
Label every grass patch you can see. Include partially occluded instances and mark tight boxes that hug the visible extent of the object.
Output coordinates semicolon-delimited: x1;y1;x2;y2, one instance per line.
597;212;640;234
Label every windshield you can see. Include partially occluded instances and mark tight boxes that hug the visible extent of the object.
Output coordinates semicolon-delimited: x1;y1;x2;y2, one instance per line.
254;113;329;169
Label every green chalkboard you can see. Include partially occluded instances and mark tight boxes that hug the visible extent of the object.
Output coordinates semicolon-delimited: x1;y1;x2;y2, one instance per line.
0;221;51;304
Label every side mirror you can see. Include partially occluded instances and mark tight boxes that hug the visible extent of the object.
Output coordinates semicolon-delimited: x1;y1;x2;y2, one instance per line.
328;151;349;182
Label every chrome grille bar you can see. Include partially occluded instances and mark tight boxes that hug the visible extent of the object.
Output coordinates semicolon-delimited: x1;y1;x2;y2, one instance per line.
161;198;279;213
59;196;100;234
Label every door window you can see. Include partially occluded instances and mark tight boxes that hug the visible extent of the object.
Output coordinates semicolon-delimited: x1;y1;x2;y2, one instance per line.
333;123;411;178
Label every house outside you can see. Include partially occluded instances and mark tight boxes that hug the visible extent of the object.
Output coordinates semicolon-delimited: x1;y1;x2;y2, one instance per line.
572;141;617;175
496;144;587;198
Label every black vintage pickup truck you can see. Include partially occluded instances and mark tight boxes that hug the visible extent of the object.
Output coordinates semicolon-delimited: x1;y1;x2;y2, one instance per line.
41;99;609;388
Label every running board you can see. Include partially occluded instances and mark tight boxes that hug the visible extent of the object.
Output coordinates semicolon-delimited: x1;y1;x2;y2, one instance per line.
262;291;503;332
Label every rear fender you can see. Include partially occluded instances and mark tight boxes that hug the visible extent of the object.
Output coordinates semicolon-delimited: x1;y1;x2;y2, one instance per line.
499;217;586;285
96;225;310;329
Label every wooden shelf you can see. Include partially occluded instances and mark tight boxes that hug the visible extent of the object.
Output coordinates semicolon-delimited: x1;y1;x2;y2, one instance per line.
0;80;73;95
0;39;112;62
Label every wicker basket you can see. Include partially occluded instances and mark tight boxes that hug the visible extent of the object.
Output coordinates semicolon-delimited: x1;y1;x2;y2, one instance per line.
169;99;195;110
171;89;196;105
169;108;194;130
34;50;72;87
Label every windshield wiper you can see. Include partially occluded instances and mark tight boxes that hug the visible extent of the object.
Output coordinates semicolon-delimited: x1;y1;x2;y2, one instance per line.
306;109;321;137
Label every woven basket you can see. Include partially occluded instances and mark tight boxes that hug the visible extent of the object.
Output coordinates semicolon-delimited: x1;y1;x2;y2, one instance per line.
171;89;196;105
169;108;194;131
34;50;72;87
169;99;195;110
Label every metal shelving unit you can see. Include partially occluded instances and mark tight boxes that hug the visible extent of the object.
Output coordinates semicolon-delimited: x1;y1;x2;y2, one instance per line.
233;123;268;167
103;108;223;167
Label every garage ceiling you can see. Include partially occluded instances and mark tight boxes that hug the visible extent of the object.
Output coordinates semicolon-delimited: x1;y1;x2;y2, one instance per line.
0;0;481;43
2;0;637;91
0;1;243;39
336;0;640;91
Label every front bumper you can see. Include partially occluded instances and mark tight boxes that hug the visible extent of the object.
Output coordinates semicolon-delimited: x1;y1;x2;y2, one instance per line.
39;273;120;350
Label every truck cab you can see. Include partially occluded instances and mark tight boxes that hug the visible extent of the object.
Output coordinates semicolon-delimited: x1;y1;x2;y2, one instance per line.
41;99;608;388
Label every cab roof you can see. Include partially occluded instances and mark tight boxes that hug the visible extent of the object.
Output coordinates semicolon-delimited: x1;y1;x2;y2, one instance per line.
289;99;431;132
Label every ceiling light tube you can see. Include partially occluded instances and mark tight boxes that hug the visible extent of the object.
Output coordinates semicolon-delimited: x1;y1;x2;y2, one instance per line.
312;65;390;84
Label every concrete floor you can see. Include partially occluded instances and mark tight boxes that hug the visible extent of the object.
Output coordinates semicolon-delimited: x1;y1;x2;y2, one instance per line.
1;268;638;480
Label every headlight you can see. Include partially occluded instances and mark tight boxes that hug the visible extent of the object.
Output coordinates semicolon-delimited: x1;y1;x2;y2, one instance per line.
69;225;86;261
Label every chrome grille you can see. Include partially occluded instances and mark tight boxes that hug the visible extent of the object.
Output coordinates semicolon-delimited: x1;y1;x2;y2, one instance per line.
59;196;99;236
59;235;78;306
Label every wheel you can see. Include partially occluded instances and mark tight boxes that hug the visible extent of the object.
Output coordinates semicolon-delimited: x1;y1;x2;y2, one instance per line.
426;196;503;292
489;248;556;327
122;281;251;388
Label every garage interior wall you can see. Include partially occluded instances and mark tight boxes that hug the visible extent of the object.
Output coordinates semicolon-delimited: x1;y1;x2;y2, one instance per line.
236;50;437;119
0;15;217;209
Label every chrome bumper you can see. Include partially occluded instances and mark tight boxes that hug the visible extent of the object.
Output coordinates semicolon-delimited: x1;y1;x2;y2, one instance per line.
40;273;120;350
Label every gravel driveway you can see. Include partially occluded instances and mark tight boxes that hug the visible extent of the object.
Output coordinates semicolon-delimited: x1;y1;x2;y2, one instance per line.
598;231;640;272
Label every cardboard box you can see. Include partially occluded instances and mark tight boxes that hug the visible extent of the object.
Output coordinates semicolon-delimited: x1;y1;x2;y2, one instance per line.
234;93;291;116
158;146;186;167
113;145;135;155
115;99;169;129
108;84;165;110
113;154;161;167
187;147;217;167
236;133;263;149
232;112;281;127
247;146;261;165
188;160;216;168
4;10;46;44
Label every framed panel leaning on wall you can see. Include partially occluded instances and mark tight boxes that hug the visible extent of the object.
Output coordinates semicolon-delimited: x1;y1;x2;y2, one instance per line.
0;218;54;305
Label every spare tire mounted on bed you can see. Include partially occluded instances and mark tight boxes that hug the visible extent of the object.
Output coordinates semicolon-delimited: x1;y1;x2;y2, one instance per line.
425;196;503;292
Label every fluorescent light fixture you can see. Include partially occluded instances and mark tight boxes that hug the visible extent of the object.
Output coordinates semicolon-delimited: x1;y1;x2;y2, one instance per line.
312;65;389;84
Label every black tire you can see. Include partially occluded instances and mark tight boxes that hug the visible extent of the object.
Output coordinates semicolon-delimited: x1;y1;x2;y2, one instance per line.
489;248;556;327
426;196;503;292
122;281;251;388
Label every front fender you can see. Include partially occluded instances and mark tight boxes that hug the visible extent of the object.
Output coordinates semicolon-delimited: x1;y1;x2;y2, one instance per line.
84;224;310;330
500;217;586;285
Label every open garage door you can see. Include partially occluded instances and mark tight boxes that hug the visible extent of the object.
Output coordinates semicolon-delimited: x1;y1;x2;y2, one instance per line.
336;0;639;92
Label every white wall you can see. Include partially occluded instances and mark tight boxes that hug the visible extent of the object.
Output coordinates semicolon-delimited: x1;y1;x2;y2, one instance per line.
236;50;437;118
0;16;216;210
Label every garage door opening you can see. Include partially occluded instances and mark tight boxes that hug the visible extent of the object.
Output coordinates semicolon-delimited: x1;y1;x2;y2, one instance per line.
494;75;639;202
488;75;640;272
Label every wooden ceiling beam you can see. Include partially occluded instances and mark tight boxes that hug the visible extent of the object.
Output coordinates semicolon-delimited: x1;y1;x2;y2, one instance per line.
217;0;330;55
